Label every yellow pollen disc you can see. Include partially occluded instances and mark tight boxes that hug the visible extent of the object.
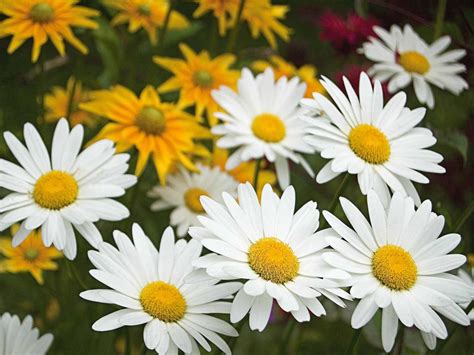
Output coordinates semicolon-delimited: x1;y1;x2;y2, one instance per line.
29;3;54;23
184;188;209;213
348;124;391;164
25;248;39;261
372;245;417;291
33;171;78;210
140;281;187;322
398;51;430;74
136;106;166;135
251;113;286;143
193;70;213;87
248;237;299;284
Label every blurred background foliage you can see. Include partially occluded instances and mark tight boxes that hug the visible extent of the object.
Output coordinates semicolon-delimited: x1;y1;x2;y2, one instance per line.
0;0;473;354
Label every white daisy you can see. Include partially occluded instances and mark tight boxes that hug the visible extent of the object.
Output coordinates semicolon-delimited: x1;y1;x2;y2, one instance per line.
360;24;468;109
189;182;352;331
303;72;445;206
0;118;136;259
81;224;241;354
211;68;315;189
322;190;472;352
458;268;474;321
0;313;53;355
148;164;238;237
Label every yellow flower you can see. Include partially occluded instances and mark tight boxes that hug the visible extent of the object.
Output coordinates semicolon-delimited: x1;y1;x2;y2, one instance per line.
0;225;62;285
80;85;210;183
211;146;276;196
153;43;239;126
193;0;290;48
44;77;98;128
104;0;189;45
252;55;326;98
0;0;99;62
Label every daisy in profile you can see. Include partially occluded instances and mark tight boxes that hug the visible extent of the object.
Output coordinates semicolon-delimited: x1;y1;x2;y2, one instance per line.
212;68;315;189
251;55;326;98
80;85;210;182
0;119;136;259
81;224;241;354
323;191;471;351
148;164;239;237
153;44;239;126
104;0;189;45
0;0;99;62
0;224;62;284
44;77;98;128
190;183;352;331
360;24;468;108
0;313;53;354
303;72;445;206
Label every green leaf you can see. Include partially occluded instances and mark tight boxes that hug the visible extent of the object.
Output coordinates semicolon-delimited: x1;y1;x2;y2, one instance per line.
93;18;123;87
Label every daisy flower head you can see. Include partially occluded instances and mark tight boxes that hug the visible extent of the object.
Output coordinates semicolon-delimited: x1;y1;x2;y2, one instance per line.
323;191;472;351
44;77;98;128
361;24;468;109
211;68;316;189
251;55;326;98
0;313;53;354
80;85;210;182
0;224;62;284
303;72;445;206
81;224;241;354
104;0;189;45
190;183;352;331
148;164;239;237
0;0;99;62
153;43;239;126
0;119;137;259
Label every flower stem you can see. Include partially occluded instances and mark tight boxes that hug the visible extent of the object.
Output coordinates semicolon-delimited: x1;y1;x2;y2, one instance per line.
253;158;262;189
228;320;245;353
320;174;350;229
454;200;474;233
434;301;473;354
226;0;246;53
65;259;88;290
65;78;77;121
158;0;174;45
433;0;447;40
278;319;296;355
344;328;361;355
394;326;405;355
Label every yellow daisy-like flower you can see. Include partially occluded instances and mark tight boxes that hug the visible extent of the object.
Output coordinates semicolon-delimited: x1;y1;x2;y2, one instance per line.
252;55;326;98
0;225;62;285
44;77;98;128
153;43;239;126
104;0;189;45
0;0;99;62
80;85;210;183
193;0;290;48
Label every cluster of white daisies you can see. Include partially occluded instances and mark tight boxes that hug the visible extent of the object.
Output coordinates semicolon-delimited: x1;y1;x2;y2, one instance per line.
0;24;471;355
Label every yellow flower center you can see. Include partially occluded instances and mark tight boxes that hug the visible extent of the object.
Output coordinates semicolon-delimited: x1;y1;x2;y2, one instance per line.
348;124;390;164
398;51;430;75
251;113;286;143
140;281;187;322
25;248;39;261
372;245;417;291
248;237;299;284
193;70;213;87
33;171;78;210
138;4;151;16
184;188;209;213
29;3;54;23
136;106;166;135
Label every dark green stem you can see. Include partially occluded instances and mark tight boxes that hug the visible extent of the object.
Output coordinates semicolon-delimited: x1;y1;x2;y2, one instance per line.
253;158;261;189
65;78;77;121
454;200;474;233
227;320;245;353
158;0;174;45
226;0;246;53
65;259;88;290
278;319;296;355
344;328;362;355
433;0;447;40
320;174;350;229
394;326;405;355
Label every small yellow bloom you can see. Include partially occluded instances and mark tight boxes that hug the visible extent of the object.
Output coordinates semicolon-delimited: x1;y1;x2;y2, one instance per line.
44;77;98;128
193;0;291;48
153;43;239;126
252;55;326;98
0;0;99;62
212;146;276;196
0;225;62;285
80;85;210;183
104;0;189;45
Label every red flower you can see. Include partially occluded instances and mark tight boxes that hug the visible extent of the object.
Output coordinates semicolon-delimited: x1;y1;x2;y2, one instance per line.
319;10;379;52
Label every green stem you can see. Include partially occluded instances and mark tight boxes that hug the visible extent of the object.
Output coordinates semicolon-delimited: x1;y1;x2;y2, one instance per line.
228;320;245;353
158;0;174;45
394;326;405;355
433;0;447;40
226;0;246;53
344;328;362;355
434;302;473;354
354;0;367;17
320;174;350;229
454;200;474;233
65;260;88;290
126;327;132;355
278;319;296;355
65;78;77;121
253;158;261;189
